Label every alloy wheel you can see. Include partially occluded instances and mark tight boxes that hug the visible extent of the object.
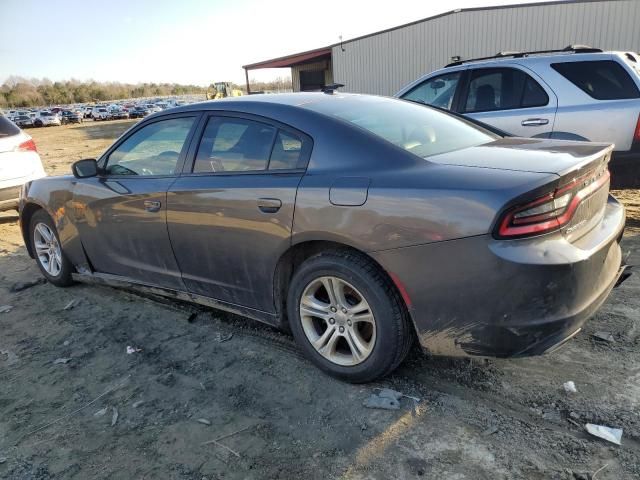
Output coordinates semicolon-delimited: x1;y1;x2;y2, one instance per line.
299;276;376;366
33;222;62;277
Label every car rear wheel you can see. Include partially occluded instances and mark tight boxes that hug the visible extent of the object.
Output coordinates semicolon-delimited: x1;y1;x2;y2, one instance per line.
287;251;413;383
29;210;74;287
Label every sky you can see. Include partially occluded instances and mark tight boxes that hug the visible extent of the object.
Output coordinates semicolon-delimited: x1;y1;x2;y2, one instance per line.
0;0;554;86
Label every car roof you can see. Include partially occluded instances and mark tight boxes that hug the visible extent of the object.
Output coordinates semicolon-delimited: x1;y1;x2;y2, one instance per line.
168;92;378;114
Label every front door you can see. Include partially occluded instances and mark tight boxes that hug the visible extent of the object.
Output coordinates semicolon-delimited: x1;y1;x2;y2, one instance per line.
72;115;198;289
167;113;312;312
461;66;557;138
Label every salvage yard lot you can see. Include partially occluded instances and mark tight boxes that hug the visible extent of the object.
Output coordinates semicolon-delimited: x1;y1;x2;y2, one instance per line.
1;121;639;479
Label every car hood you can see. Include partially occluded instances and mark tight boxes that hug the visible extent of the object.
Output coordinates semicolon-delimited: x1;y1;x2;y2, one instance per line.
428;137;614;177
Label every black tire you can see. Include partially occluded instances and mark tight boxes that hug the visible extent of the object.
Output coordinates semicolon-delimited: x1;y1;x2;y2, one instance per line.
29;210;74;287
287;250;413;383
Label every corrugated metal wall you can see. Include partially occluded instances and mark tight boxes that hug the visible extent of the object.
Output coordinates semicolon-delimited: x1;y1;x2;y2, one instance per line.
331;0;640;96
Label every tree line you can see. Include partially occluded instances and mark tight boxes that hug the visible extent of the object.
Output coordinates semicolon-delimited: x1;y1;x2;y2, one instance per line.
1;75;294;108
0;77;207;108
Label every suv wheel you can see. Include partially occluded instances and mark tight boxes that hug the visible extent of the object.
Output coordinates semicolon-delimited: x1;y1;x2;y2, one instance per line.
287;251;413;383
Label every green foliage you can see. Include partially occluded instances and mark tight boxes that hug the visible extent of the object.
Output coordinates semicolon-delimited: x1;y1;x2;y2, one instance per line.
0;76;207;108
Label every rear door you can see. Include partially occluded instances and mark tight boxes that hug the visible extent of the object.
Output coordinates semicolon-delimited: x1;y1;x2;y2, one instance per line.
167;113;312;312
72;114;199;289
461;66;557;138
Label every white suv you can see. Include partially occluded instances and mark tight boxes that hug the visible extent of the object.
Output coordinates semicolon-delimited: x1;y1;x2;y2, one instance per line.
92;106;111;121
0;115;46;211
396;46;640;187
34;111;62;127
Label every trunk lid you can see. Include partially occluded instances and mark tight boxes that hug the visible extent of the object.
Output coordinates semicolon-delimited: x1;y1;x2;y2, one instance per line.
438;138;614;243
429;137;613;178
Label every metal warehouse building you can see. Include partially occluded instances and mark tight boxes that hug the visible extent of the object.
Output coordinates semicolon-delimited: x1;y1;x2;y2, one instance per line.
243;0;640;96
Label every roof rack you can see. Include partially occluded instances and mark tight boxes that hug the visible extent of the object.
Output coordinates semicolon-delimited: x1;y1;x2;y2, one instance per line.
445;45;603;67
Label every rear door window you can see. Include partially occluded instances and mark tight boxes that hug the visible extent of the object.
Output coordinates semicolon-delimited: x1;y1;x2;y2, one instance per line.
551;60;640;100
269;130;304;170
463;68;549;112
401;72;461;110
193;117;276;173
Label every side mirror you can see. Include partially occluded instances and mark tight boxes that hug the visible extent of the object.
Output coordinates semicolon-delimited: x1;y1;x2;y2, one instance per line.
72;158;98;178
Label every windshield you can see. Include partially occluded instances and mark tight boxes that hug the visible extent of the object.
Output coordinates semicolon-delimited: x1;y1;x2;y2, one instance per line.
305;95;497;158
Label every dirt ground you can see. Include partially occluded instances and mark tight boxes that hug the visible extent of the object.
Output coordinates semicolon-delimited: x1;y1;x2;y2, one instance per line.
1;120;639;479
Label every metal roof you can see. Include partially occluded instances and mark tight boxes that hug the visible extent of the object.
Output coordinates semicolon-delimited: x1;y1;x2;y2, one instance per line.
242;47;331;70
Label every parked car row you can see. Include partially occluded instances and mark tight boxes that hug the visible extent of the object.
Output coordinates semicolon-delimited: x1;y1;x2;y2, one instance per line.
2;97;197;128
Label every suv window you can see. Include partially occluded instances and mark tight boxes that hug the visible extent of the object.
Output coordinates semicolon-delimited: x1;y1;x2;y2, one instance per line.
0;114;20;137
463;68;549;112
401;72;461;110
551;60;640;100
194;117;276;173
105;117;195;176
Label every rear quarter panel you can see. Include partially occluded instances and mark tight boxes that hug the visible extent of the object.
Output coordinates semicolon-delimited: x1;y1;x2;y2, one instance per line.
293;163;556;252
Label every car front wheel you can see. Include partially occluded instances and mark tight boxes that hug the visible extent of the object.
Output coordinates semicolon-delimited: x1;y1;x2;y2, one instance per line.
29;210;74;287
287;251;413;383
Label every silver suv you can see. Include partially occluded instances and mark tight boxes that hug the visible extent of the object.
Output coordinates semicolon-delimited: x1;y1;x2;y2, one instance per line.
396;46;640;187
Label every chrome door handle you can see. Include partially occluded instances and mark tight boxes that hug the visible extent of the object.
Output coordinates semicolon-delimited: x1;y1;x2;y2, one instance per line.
521;118;549;126
257;198;282;213
143;200;161;212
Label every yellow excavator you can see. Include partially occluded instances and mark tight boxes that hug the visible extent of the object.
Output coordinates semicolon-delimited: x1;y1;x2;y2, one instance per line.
206;82;243;100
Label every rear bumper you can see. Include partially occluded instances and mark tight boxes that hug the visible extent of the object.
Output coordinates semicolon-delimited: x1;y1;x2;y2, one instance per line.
0;185;21;211
372;195;626;358
1;168;46;212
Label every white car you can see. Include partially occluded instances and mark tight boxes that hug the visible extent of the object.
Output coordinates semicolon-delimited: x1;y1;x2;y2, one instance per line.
0;115;46;211
92;106;111;121
34;111;62;127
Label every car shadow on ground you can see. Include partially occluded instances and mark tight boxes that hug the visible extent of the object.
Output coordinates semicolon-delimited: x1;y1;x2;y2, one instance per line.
0;213;19;225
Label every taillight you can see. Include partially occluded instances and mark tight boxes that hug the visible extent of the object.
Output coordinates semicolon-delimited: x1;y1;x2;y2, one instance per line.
17;139;37;152
496;168;610;239
633;113;640;146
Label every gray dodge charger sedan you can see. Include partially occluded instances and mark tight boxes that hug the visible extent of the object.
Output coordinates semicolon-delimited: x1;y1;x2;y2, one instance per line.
19;93;628;382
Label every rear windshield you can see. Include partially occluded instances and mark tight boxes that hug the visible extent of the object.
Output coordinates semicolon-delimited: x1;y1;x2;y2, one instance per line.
551;60;640;100
305;95;496;158
0;114;20;137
